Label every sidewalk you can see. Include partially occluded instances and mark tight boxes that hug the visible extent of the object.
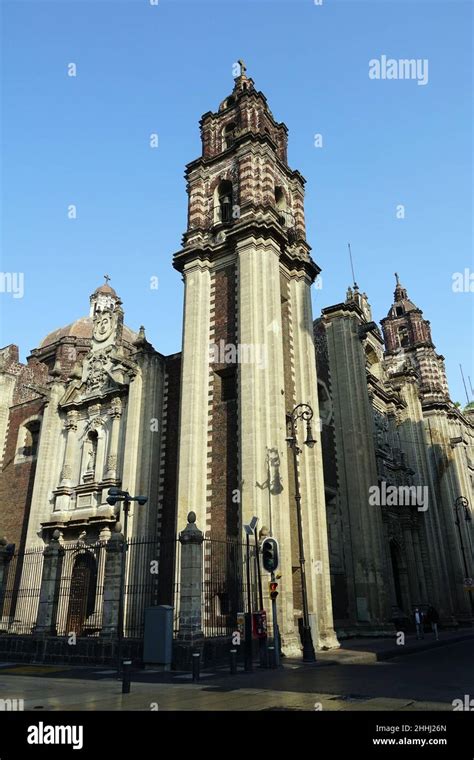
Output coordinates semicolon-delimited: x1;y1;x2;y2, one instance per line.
0;629;471;684
318;628;474;664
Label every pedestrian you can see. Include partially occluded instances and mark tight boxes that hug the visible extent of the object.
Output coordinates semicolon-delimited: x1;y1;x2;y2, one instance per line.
426;605;439;641
414;607;424;639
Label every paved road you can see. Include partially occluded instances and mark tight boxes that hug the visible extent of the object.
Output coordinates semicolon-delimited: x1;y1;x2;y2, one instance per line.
0;639;471;711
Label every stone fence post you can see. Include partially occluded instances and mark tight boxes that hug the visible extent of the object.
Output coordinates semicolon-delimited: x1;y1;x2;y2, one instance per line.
101;523;125;637
35;530;64;635
177;512;204;641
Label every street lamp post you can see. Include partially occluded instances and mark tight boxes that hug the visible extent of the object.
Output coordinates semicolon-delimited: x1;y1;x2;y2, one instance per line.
107;488;148;674
243;516;258;672
286;403;317;663
454;496;474;615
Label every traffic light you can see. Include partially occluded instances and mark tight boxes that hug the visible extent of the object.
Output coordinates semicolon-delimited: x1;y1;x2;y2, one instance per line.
269;581;278;600
262;537;279;573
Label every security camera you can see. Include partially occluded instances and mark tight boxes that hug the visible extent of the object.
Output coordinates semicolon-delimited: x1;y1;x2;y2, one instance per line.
106;496;118;506
137;496;148;506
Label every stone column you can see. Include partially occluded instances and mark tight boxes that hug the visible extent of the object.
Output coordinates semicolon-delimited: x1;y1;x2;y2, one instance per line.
104;397;123;481
401;519;421;606
289;275;340;649
176;261;212;532
412;526;429;602
101;524;125;637
35;531;65;635
59;410;79;487
237;236;300;657
177;512;204;641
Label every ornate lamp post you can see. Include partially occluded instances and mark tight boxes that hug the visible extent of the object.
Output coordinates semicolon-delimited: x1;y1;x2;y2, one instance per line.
454;496;473;614
286;403;317;662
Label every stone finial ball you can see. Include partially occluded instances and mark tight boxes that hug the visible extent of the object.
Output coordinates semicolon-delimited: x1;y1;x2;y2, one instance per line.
187;511;196;524
52;529;61;540
115;522;122;533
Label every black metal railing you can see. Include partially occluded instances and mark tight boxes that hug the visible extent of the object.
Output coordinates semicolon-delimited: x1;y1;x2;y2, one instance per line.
0;534;256;641
0;545;44;635
202;537;250;637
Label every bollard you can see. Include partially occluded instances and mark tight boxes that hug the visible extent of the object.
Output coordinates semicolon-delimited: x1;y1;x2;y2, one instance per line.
192;652;201;682
230;648;237;675
268;646;276;669
122;660;132;694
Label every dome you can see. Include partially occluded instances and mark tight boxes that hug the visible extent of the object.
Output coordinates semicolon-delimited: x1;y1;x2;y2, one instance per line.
39;317;137;349
93;283;118;297
464;401;474;413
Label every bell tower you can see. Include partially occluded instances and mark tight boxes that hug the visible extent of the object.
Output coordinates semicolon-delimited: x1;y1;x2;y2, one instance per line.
381;274;449;403
173;64;338;652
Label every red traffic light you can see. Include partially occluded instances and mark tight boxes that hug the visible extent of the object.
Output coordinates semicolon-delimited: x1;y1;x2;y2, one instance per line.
269;581;278;600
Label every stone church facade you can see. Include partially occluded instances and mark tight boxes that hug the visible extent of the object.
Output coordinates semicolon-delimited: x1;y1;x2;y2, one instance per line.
0;68;472;656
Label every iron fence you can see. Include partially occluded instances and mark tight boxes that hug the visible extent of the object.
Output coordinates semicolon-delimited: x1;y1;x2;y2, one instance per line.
0;534;257;640
0;545;44;635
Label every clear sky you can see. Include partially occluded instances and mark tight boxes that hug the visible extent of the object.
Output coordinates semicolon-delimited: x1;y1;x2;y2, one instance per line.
1;0;473;404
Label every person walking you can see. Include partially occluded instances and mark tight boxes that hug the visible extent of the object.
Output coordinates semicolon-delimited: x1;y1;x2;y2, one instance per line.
414;607;424;639
426;605;439;640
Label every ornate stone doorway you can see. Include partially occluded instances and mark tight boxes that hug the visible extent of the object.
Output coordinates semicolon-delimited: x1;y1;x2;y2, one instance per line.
66;551;97;635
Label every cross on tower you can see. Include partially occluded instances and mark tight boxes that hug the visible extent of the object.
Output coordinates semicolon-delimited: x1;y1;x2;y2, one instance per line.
104;274;111;285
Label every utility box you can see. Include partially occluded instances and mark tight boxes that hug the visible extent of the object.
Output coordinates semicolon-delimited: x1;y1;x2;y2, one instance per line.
143;605;173;666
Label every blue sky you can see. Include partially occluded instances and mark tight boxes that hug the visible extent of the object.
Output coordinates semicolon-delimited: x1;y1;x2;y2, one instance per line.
1;0;473;403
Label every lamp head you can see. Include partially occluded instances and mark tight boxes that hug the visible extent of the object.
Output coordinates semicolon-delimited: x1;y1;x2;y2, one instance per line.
304;421;317;448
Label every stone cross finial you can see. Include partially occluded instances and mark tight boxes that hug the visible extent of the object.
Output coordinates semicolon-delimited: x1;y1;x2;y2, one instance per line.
237;59;247;77
395;272;400;285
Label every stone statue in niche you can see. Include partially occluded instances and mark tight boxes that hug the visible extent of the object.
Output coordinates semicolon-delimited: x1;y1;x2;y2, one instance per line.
84;430;98;478
86;447;95;472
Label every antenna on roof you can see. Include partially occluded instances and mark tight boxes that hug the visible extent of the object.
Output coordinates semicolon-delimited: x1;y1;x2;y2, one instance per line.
459;364;470;405
348;243;358;289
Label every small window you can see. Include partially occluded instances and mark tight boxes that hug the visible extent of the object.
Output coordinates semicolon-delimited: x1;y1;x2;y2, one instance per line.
396;306;403;316
223;123;236;151
219;368;237;402
398;327;409;348
22;420;41;457
275;186;285;210
215;180;233;224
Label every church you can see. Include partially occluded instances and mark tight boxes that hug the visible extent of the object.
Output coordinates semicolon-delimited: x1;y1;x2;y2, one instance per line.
0;65;472;661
